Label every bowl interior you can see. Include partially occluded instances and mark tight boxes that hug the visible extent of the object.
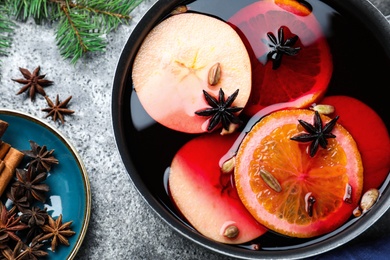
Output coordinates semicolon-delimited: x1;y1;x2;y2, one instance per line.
112;0;390;259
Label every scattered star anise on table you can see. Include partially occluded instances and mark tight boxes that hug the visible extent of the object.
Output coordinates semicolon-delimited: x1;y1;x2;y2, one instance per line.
195;88;243;131
12;66;53;101
23;140;59;173
291;111;339;157
42;95;75;124
38;214;75;252
266;26;301;70
12;168;49;203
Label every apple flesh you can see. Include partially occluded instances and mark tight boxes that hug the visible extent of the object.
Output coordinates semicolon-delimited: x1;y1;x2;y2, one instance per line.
169;132;267;244
321;95;390;192
132;13;252;133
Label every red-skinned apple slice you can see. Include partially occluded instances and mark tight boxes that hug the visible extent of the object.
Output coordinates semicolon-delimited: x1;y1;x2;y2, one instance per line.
320;95;390;192
132;13;252;133
169;132;267;244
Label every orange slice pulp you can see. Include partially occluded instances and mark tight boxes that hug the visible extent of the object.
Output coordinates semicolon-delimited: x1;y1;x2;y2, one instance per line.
234;109;363;238
228;0;333;116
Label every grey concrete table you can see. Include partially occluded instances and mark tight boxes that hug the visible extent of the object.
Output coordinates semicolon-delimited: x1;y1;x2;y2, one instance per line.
0;0;389;259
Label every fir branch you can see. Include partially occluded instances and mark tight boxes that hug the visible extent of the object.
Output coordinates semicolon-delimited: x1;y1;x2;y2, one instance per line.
57;2;106;64
0;4;15;58
70;0;145;32
0;0;145;63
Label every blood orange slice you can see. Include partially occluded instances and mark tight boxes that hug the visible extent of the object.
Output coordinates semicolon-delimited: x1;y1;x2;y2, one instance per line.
229;0;333;116
234;109;363;238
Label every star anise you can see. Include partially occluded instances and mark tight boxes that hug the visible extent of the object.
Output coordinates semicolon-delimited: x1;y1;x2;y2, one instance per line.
12;66;53;101
195;88;243;131
38;214;75;252
291;111;339;157
41;95;75;124
266;26;301;69
0;203;28;245
12;168;49;203
23;140;59;173
6;186;30;214
21;207;48;228
23;234;48;259
20;207;48;245
0;234;8;250
0;240;25;260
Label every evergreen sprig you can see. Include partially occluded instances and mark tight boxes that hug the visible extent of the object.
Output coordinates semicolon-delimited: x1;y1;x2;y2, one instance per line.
0;0;145;64
0;3;15;57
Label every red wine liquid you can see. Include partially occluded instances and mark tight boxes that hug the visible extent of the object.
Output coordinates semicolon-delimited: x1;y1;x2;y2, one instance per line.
128;0;390;250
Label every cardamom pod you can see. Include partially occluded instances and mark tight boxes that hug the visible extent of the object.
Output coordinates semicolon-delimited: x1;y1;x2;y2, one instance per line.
360;188;380;212
223;225;239;239
208;62;221;86
311;104;335;115
259;169;282;192
221;156;235;174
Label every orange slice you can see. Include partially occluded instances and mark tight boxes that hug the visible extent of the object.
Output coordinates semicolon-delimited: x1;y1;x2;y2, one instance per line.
275;0;312;16
234;109;363;238
228;0;332;116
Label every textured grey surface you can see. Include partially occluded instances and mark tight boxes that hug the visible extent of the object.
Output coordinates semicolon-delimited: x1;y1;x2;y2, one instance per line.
0;0;389;259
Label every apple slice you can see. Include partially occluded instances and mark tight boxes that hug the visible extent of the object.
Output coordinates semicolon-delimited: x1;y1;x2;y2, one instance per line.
132;13;251;133
169;132;267;244
320;95;390;192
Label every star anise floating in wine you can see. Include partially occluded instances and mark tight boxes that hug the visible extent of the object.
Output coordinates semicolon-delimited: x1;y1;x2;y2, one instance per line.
42;95;75;124
195;88;243;132
12;66;53;101
266;26;301;70
291;111;339;157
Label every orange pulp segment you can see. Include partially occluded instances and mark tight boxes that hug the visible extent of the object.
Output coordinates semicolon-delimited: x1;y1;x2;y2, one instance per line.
234;109;363;238
228;0;332;116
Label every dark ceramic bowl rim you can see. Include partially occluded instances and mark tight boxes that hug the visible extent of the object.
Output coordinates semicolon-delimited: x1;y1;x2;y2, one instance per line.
111;0;390;259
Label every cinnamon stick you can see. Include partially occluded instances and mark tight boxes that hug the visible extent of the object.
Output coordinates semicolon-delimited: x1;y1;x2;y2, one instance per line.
0;142;11;172
0;161;4;174
0;120;8;139
0;147;24;196
0;142;11;159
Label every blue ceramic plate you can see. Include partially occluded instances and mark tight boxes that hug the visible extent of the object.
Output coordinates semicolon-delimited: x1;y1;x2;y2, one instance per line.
0;109;91;260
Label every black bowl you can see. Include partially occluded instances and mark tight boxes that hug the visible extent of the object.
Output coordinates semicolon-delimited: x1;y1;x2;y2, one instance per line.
112;0;390;259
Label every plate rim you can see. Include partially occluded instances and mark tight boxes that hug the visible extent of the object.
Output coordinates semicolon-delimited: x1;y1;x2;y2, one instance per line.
0;108;92;260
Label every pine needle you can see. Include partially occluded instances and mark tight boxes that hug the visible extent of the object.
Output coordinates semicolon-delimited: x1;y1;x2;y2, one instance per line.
0;0;145;63
0;4;15;59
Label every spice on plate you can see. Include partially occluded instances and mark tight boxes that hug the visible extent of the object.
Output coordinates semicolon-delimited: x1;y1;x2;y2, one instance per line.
0;119;76;255
38;214;76;252
0;121;24;197
23;140;59;172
